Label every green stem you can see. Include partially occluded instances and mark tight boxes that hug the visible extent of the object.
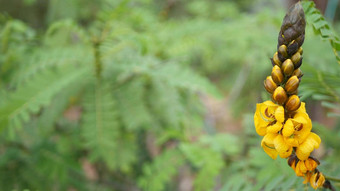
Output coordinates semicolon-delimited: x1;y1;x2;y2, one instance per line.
93;38;102;80
325;175;340;182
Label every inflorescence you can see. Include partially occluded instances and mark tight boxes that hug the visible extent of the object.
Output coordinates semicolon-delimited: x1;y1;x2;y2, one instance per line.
254;3;326;189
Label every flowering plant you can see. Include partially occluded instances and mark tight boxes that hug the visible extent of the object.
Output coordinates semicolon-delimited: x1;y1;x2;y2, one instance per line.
254;3;333;189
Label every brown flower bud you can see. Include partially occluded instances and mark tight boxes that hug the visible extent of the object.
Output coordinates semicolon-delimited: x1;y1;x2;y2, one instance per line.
287;155;298;167
285;95;301;111
264;76;278;94
285;76;299;94
278;45;288;58
271;65;284;84
272;86;287;105
291;52;302;66
298;47;303;55
273;52;282;67
287;40;299;56
281;59;294;76
292;68;303;78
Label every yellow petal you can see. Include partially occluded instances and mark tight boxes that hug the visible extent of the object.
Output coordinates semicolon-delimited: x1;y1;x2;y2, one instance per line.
284;136;299;147
296;102;306;114
295;122;312;144
259;102;275;121
296;133;321;160
254;103;274;136
293;114;312;144
309;132;321;149
267;122;283;134
293;114;308;124
303;172;312;184
305;158;318;171
275;106;285;123
261;142;278;160
274;134;292;158
255;126;267;136
262;133;277;145
298;161;307;174
261;134;278;160
254;104;269;136
282;119;294;137
263;100;277;107
310;172;325;189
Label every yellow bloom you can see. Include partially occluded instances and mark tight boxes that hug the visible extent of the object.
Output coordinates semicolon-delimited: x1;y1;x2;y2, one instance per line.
282;102;312;147
295;160;308;177
254;101;284;136
261;133;293;159
294;158;318;177
261;133;278;159
310;171;325;189
274;134;293;158
296;132;321;160
304;157;319;172
303;171;313;184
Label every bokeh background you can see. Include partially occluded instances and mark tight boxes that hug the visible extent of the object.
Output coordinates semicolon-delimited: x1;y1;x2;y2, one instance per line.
0;0;340;190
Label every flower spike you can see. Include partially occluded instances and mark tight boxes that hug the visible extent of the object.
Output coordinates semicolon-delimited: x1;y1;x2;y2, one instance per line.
254;2;329;190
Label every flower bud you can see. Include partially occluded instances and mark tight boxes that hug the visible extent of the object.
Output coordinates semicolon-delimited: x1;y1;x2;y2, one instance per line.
285;76;299;94
285;95;301;111
287;40;299;56
298;47;303;55
273;52;282;67
291;52;301;66
271;65;284;84
294;57;303;69
278;45;288;58
292;68;303;78
272;86;287;105
287;155;297;169
264;76;277;94
281;59;294;76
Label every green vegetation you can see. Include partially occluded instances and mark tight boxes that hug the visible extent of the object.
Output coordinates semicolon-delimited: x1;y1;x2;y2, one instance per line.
0;0;339;190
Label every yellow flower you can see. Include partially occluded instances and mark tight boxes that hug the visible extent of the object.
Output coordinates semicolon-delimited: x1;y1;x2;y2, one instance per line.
274;134;293;158
254;101;284;136
261;133;278;159
261;133;292;159
294;158;318;177
303;171;313;184
296;132;321;160
282;103;312;147
304;157;319;172
310;171;325;189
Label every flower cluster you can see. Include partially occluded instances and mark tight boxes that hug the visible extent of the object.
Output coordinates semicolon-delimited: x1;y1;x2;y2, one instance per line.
254;101;320;161
254;3;326;189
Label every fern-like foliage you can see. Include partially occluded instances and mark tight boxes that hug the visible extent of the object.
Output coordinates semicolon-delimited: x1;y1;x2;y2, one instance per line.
0;64;90;134
299;1;340;117
300;67;340;117
82;81;121;169
115;80;153;131
138;149;185;191
302;1;340;65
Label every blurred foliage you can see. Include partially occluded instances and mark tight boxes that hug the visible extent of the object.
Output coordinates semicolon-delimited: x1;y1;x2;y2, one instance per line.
0;0;339;191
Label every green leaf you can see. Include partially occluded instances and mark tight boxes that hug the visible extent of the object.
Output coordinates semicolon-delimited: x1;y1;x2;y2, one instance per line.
302;1;340;65
138;149;184;191
115;79;152;130
82;81;137;171
0;64;89;133
151;63;221;97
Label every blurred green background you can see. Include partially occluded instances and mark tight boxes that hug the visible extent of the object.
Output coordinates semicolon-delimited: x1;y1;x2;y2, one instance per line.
0;0;340;190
